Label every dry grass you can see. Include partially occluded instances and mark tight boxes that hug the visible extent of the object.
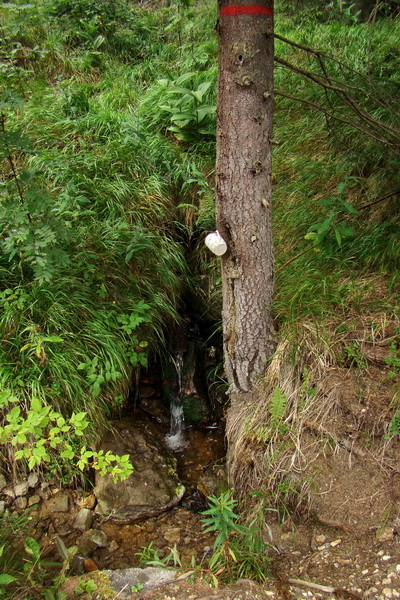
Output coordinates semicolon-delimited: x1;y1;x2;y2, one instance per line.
226;307;400;516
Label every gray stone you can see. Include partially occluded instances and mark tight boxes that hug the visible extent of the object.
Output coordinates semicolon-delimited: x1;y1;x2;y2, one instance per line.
0;474;7;491
28;495;41;507
28;473;39;489
87;529;107;547
94;417;185;523
73;508;93;532
38;482;51;500
77;529;107;556
15;496;27;510
14;481;29;497
105;567;177;599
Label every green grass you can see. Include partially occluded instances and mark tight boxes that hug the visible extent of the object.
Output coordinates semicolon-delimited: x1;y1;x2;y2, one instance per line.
0;0;399;481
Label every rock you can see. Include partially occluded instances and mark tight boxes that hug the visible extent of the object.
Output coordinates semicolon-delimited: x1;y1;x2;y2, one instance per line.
382;588;394;598
3;488;15;501
28;494;41;507
83;558;98;573
78;494;96;510
46;493;70;513
315;534;326;544
0;474;7;490
109;540;119;553
377;527;394;542
163;527;181;544
77;529;108;556
104;567;177;599
94;417;185;523
27;473;39;489
73;508;93;532
38;482;51;500
197;465;228;498
0;501;5;514
14;481;28;497
15;496;27;510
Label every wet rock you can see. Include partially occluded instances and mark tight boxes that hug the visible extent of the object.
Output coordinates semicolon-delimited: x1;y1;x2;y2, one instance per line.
197;465;228;497
73;508;93;532
94;417;185;523
14;481;28;497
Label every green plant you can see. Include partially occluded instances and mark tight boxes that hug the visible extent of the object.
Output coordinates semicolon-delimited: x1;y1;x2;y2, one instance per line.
75;579;98;595
0;389;133;481
136;541;181;568
344;341;368;370
0;545;16;597
131;583;144;594
304;180;359;252
201;491;273;583
389;411;400;436
269;387;288;433
385;333;400;377
158;73;216;142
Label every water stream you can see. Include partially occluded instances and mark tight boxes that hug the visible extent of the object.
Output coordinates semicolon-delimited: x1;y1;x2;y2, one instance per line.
165;353;188;451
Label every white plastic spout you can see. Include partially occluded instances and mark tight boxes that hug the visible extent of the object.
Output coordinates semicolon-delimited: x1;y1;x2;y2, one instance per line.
204;231;228;256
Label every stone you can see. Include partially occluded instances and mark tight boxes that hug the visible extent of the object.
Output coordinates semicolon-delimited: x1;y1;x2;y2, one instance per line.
315;534;326;544
163;527;181;544
14;481;28;497
3;489;15;500
78;494;96;510
28;495;41;507
377;527;394;542
15;496;27;510
0;474;7;490
0;501;5;514
94;417;185;523
46;493;70;513
77;529;107;556
382;588;393;598
109;540;119;553
38;482;51;500
73;508;93;532
104;567;177;599
27;473;39;489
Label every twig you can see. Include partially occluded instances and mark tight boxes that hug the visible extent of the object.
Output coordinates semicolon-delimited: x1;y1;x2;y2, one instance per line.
274;56;400;140
288;578;335;593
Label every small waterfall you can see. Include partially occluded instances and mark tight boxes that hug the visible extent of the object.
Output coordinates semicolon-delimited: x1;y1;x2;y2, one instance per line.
165;353;188;451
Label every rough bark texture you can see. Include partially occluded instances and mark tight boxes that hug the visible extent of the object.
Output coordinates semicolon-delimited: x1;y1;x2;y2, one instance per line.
216;0;275;393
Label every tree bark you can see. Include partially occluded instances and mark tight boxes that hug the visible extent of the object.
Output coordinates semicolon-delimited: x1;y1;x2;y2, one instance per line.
216;0;275;393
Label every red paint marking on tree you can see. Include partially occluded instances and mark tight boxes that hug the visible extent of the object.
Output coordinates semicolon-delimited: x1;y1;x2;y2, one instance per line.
220;5;273;16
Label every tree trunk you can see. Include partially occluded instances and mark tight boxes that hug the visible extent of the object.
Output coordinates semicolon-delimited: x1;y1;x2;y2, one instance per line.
216;0;275;393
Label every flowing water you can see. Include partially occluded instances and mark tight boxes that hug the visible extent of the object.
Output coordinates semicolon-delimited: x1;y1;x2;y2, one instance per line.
165;353;188;451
